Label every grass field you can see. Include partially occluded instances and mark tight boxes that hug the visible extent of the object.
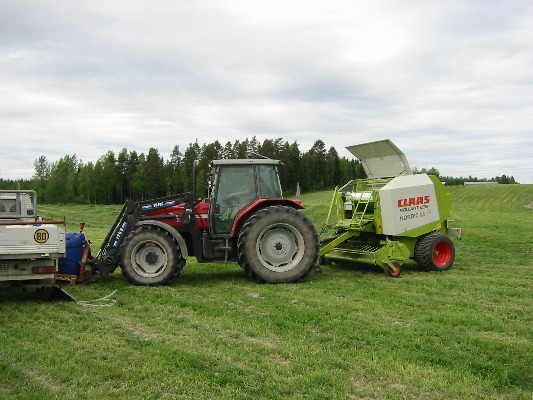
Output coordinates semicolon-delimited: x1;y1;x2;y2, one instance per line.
1;184;532;399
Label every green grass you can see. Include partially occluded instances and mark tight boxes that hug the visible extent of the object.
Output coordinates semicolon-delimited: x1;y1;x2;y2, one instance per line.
1;185;532;399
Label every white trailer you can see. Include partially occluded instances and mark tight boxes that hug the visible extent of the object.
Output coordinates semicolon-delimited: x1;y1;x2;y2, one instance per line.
0;190;66;298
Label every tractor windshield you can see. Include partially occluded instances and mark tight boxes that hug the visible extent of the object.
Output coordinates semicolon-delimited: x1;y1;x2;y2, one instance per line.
212;165;258;234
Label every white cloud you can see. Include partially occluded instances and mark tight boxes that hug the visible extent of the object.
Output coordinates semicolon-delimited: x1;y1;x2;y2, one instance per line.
0;0;532;183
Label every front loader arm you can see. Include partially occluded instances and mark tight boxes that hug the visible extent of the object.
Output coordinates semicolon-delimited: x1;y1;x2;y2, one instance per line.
94;192;194;276
94;201;138;276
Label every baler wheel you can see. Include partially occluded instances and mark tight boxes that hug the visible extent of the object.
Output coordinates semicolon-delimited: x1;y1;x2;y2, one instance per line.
238;205;319;283
414;232;455;272
384;261;402;277
121;227;185;285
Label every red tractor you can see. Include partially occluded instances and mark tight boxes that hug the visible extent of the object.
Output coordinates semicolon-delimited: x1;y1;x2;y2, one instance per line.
90;157;319;285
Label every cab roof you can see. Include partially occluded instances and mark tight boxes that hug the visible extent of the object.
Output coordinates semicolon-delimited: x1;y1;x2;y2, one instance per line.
212;158;281;166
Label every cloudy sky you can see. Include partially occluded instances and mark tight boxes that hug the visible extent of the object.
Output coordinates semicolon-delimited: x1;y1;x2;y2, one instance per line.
1;0;532;183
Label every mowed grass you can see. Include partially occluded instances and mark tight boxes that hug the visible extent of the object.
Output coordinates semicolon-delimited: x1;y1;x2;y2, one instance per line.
1;185;532;399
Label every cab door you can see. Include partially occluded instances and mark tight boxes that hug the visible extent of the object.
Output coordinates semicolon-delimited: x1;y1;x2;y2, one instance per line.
211;165;258;235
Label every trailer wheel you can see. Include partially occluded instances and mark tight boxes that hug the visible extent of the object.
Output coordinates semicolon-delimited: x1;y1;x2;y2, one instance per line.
121;227;185;285
414;232;455;272
384;261;402;277
238;205;319;283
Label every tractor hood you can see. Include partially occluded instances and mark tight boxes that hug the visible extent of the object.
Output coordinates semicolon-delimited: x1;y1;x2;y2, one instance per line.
346;139;412;178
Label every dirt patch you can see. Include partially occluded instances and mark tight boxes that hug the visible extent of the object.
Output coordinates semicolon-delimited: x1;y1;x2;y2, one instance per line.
525;202;533;209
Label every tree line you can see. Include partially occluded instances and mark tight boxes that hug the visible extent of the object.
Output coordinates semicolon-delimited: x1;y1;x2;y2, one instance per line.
1;137;516;204
410;167;516;185
0;138;365;204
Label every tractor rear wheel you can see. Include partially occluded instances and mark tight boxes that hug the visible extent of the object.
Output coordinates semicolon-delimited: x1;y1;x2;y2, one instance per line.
414;232;455;272
237;205;319;283
121;227;185;285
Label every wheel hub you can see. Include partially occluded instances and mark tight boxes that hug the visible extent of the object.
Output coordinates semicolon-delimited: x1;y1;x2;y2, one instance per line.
145;251;159;265
273;241;284;252
134;242;167;275
256;224;305;272
433;241;452;266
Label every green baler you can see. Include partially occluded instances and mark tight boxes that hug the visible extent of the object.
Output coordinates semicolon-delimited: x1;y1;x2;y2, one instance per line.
319;139;461;276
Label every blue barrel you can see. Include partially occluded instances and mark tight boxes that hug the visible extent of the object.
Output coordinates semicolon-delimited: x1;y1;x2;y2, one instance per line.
58;232;86;275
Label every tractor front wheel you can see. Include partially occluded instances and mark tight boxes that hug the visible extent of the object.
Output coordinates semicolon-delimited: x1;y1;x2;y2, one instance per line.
414;232;455;272
121;227;185;285
238;205;319;283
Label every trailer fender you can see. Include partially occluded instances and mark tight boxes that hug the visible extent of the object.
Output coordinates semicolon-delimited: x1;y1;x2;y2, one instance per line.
135;220;188;259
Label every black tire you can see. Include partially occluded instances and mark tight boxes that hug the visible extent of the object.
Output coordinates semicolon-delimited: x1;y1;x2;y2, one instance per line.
384;261;402;277
414;232;455;272
121;227;185;285
237;205;319;283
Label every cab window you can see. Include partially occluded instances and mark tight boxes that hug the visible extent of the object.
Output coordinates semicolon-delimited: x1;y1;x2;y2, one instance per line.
259;165;282;198
212;166;257;234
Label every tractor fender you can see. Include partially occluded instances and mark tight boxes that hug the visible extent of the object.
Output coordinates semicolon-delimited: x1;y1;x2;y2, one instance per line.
135;220;188;259
232;198;304;236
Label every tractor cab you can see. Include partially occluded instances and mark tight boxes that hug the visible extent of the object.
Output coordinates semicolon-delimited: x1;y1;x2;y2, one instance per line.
0;191;36;221
208;159;283;234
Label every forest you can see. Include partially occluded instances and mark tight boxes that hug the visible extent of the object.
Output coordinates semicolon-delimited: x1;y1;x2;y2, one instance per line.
0;138;364;204
0;137;516;204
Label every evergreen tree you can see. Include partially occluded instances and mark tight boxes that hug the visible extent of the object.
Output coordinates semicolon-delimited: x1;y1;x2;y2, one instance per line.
234;139;248;158
182;141;201;192
200;141;223;171
258;139;277;158
117;148;129;204
77;161;96;203
46;155;78;203
32;156;50;201
165;145;183;195
132;153;146;201
326;147;342;186
222;141;234;159
282;142;301;192
249;136;260;153
98;151;120;204
126;150;139;200
144;148;165;199
299;154;312;192
308;140;327;190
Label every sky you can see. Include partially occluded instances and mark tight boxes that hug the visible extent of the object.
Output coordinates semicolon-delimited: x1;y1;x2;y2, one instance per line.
1;0;532;183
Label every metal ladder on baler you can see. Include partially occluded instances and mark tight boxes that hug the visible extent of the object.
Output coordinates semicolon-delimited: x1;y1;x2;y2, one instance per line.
350;190;374;230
